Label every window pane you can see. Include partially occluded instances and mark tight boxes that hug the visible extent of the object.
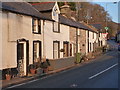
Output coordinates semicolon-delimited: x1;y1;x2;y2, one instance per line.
32;18;39;33
34;43;37;59
34;25;37;32
37;43;39;58
53;42;59;59
33;42;40;62
54;22;58;32
38;20;41;33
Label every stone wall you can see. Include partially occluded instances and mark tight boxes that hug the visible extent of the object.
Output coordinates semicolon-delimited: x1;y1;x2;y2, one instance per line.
49;57;75;71
69;27;76;56
79;29;86;55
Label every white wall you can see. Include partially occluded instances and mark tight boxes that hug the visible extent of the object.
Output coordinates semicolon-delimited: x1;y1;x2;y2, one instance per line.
86;30;88;54
89;31;93;52
98;33;106;46
44;20;69;59
1;11;43;70
86;31;98;53
0;11;2;70
2;12;16;69
101;33;107;46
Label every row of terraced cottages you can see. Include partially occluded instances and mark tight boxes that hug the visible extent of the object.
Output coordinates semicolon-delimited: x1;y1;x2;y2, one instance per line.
0;2;106;79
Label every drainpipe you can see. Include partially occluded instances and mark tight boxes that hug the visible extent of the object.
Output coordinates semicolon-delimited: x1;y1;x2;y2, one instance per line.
43;20;46;62
76;28;78;54
75;28;79;64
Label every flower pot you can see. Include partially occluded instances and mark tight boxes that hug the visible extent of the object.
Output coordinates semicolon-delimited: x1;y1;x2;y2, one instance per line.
6;74;11;80
30;69;36;74
43;68;48;73
48;66;53;71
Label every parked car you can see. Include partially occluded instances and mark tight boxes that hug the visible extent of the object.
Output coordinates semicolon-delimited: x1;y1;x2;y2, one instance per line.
118;44;120;51
110;37;115;40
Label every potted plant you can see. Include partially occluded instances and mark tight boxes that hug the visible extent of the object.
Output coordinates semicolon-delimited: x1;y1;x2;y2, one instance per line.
82;54;88;61
5;68;11;80
46;59;52;71
60;49;64;52
30;64;36;75
40;61;49;73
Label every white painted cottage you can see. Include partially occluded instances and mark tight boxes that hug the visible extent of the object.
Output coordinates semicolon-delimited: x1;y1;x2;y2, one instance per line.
1;2;47;78
32;2;94;69
0;2;107;79
32;2;69;59
90;24;107;47
81;22;99;54
32;2;75;70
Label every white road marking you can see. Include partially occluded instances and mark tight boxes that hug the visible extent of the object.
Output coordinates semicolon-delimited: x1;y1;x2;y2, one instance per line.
89;63;118;79
70;84;78;88
7;78;40;88
7;63;118;88
7;73;58;88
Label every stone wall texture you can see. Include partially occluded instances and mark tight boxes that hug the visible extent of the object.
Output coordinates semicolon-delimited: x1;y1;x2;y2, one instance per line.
49;57;75;70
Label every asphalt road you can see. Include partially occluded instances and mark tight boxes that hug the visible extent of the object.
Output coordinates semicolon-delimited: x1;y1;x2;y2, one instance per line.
8;40;119;88
107;40;119;50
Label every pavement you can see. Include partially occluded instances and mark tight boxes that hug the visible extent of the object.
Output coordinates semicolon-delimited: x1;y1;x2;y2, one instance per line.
1;55;104;89
1;64;76;89
5;49;118;88
1;51;107;89
1;40;118;89
107;40;119;50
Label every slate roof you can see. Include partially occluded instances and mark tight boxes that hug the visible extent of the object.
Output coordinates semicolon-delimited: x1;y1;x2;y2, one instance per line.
32;2;55;12
90;24;102;30
32;2;92;31
40;12;52;20
59;15;92;31
2;2;95;31
76;21;93;31
1;2;48;19
80;22;98;33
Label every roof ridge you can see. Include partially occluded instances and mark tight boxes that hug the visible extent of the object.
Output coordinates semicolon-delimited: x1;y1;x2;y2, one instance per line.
26;2;42;14
80;21;98;33
90;22;102;24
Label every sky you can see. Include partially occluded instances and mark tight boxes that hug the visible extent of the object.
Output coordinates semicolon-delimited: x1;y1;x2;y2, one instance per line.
91;1;119;23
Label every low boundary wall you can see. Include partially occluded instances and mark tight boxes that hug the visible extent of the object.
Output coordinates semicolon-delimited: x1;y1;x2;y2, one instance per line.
49;57;75;71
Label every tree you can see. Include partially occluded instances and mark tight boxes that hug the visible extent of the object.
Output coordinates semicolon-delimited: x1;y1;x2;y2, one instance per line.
58;2;116;36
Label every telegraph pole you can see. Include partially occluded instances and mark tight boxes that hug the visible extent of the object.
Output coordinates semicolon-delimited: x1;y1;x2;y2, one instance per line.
76;2;79;54
75;2;80;63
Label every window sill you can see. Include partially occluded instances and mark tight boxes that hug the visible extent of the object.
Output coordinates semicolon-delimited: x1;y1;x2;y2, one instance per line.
32;32;41;34
53;31;60;33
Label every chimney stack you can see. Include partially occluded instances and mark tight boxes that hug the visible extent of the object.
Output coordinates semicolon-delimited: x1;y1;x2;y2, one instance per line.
60;2;71;18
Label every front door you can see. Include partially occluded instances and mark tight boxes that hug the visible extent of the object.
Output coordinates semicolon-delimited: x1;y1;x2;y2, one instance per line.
17;41;27;77
63;42;69;57
53;41;60;59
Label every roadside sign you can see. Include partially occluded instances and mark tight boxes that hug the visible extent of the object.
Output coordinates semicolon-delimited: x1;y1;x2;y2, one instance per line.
105;27;109;30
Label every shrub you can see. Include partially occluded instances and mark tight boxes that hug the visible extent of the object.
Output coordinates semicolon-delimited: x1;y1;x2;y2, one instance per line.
40;62;49;69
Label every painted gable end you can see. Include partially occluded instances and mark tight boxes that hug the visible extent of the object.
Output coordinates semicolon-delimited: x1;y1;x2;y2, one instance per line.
52;2;60;22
